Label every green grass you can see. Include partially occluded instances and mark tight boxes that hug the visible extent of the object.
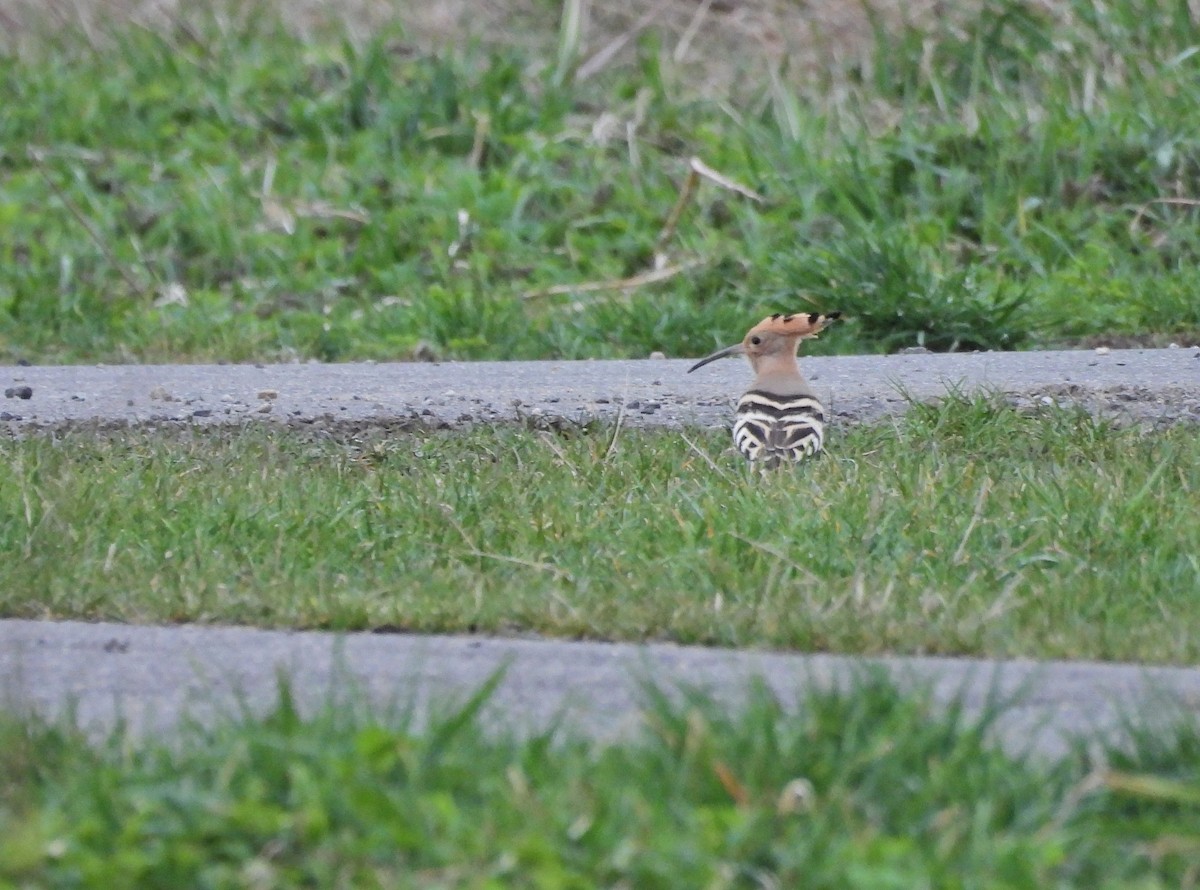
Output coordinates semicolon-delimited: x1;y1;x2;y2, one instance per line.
4;397;1199;662
4;0;1200;364
4;673;1200;887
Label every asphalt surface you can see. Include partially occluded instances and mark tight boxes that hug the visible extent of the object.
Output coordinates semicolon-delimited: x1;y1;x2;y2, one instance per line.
6;619;1200;758
4;346;1200;435
4;347;1200;756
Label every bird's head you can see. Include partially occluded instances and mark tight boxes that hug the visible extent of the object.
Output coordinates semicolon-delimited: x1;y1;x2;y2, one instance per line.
687;311;842;374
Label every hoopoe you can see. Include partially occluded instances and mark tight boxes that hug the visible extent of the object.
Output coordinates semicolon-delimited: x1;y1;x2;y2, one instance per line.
688;311;842;467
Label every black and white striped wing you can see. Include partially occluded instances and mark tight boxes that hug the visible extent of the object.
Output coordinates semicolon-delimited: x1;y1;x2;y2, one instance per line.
733;390;826;466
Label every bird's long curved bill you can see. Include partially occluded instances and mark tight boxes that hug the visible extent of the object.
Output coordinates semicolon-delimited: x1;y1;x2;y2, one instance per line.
687;344;744;373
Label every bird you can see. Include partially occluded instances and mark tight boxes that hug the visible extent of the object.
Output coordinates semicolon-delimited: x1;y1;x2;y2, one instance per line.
688;311;842;467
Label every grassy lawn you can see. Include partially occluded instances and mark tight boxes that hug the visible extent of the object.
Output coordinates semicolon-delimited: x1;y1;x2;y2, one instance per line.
4;674;1200;887
4;397;1198;663
7;4;1200;878
3;0;1200;364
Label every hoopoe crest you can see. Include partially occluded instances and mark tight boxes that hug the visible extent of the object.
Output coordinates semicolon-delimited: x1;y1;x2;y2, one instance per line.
688;311;842;467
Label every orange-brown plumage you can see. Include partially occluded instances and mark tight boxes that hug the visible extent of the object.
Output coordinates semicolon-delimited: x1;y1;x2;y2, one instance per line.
688;311;842;466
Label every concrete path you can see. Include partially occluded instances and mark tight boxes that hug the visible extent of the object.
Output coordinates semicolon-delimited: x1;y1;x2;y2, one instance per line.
4;619;1200;757
4;347;1200;756
5;347;1200;434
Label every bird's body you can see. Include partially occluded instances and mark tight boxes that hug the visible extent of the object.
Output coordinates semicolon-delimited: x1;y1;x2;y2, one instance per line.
688;312;841;467
733;388;827;467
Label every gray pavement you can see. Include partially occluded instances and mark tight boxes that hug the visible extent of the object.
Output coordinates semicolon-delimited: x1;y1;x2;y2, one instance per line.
4;347;1200;756
4;346;1200;434
5;619;1200;757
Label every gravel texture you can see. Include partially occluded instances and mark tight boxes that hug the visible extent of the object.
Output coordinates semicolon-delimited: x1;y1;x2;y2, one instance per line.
3;348;1199;438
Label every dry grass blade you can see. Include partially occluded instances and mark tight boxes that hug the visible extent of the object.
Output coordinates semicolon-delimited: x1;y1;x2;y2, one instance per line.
27;146;151;297
1102;771;1200;805
674;0;715;63
521;258;704;300
656;156;764;253
678;431;737;484
469;112;490;168
1128;197;1200;235
553;0;586;86
730;532;822;585
689;157;764;203
463;549;574;582
256;157;369;233
258;199;370;233
603;402;626;463
655;164;700;252
576;3;665;82
291;201;370;224
712;761;750;806
538;429;581;475
952;477;992;565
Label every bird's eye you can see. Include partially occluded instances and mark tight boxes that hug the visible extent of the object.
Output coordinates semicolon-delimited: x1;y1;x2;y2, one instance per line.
750;336;762;345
